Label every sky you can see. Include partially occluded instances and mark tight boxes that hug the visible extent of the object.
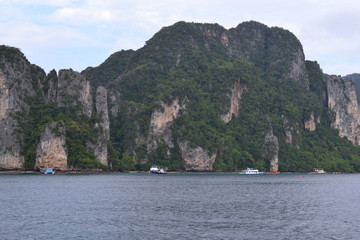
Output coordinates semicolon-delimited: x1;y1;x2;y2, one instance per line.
0;0;359;76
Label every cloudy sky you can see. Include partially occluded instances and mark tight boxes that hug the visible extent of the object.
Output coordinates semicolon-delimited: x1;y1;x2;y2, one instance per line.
0;0;359;75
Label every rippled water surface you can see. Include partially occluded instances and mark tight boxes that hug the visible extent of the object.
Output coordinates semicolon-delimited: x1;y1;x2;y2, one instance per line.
1;173;360;239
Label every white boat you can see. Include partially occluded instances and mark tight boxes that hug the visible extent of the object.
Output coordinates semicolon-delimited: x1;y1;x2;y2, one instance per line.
240;168;264;175
311;168;326;174
158;168;167;174
149;165;167;174
150;165;160;173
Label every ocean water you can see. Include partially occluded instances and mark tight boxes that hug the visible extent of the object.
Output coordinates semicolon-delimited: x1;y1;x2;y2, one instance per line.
1;173;360;240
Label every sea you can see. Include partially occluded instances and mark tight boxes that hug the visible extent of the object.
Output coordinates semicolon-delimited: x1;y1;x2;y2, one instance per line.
1;172;360;240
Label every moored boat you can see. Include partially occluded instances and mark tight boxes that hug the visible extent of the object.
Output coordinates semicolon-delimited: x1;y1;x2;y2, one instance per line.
158;168;167;174
149;165;167;174
240;168;264;175
40;168;55;174
150;165;160;174
311;168;326;174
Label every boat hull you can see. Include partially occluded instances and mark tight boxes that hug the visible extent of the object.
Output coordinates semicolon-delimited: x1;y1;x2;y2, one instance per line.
311;168;326;174
240;168;264;175
240;172;264;175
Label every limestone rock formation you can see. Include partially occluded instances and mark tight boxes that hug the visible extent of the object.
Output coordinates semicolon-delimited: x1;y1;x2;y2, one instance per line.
148;98;185;152
108;89;121;117
283;117;300;146
264;126;279;173
327;75;360;145
35;122;68;170
194;21;309;87
93;86;110;166
304;112;317;132
0;73;24;169
0;48;40;169
56;69;93;117
220;79;246;123
178;141;216;171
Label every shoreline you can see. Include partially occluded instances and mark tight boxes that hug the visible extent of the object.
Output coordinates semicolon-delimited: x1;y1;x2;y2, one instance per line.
0;169;351;174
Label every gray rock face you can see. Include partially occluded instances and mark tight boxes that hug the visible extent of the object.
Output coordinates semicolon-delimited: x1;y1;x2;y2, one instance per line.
283;117;300;146
35;122;68;170
0;50;39;169
93;86;110;166
0;74;24;169
287;48;309;86
264;127;279;173
193;21;309;87
108;89;121;117
56;69;93;117
327;75;360;145
178;141;217;171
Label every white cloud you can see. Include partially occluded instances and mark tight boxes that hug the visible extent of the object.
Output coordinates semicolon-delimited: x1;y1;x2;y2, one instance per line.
0;22;91;48
51;7;120;24
0;0;79;6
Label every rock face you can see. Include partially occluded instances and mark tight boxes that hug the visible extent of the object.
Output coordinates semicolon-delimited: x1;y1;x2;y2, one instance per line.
108;89;121;117
264;126;279;172
0;48;39;169
0;74;24;169
265;27;309;86
93;86;110;166
304;112;317;132
193;21;309;87
345;73;360;97
220;79;246;123
178;141;217;171
148;98;184;152
56;70;93;117
35;122;68;170
283;117;300;146
327;75;360;145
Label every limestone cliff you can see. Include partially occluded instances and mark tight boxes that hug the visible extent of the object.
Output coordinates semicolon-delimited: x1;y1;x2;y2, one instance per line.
345;73;360;98
0;47;41;169
327;75;360;145
148;98;185;152
264;126;279;173
304;112;318;132
55;70;93;117
265;27;309;86
0;74;24;169
220;79;246;123
93;86;110;166
283;117;300;146
178;141;216;171
108;89;121;117
193;21;309;86
35;122;68;170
